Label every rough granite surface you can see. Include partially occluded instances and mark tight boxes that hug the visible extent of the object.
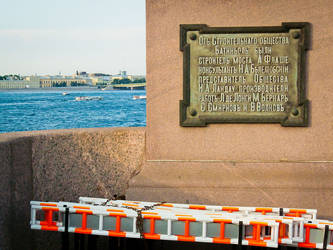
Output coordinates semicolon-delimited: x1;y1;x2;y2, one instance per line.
10;138;34;249
128;161;333;219
32;128;145;202
0;127;145;250
0;142;11;250
146;0;333;161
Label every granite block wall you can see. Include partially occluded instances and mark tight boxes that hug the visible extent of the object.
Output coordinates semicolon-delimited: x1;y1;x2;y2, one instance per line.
0;127;145;250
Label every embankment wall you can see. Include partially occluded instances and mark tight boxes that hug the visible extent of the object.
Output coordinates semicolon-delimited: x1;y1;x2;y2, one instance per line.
0;127;145;249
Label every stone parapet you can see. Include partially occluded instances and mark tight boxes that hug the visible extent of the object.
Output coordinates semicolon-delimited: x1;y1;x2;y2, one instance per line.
0;127;145;250
128;161;333;219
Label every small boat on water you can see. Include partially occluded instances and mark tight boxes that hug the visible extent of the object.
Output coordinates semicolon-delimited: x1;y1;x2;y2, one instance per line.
133;95;146;100
62;92;70;96
75;96;103;101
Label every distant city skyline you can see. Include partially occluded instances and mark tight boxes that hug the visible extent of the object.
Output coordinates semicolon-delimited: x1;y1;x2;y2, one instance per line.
0;0;146;76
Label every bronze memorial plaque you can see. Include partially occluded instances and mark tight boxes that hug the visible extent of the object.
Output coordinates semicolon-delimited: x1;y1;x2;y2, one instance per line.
179;23;310;127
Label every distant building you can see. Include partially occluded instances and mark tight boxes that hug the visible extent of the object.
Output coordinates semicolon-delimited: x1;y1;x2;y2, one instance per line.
76;71;88;76
40;76;87;88
0;77;40;89
0;70;145;89
89;73;111;77
131;75;146;81
111;70;133;81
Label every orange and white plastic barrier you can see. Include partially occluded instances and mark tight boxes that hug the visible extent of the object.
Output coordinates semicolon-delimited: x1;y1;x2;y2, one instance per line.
30;197;332;249
78;197;317;220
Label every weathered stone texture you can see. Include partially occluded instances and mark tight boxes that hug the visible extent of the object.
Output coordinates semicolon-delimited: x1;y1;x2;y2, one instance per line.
0;127;145;250
0;142;11;250
146;0;333;161
127;0;333;223
128;161;333;219
32;128;145;202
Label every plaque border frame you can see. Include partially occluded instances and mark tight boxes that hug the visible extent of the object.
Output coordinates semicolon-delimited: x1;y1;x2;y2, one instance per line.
179;22;311;127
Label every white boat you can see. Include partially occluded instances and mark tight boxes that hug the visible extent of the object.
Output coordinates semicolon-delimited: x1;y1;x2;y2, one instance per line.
62;92;70;96
75;96;103;101
133;95;146;100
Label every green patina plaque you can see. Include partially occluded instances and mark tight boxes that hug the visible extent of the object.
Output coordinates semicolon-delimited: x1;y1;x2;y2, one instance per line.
179;23;310;127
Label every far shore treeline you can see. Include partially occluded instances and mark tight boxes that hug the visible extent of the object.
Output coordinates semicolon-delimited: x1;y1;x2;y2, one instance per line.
0;75;23;80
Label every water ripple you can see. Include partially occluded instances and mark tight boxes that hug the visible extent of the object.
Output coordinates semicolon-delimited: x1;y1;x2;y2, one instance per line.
0;89;146;133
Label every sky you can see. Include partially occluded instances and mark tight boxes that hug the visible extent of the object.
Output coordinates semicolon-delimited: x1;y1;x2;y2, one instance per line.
0;0;146;76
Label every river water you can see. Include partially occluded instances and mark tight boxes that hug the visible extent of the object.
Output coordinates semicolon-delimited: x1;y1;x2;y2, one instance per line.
0;89;146;133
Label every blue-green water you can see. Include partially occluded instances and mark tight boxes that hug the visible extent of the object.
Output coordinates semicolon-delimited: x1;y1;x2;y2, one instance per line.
0;89;146;133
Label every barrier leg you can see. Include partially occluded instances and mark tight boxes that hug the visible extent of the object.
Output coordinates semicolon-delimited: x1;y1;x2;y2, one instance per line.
74;233;80;250
62;207;69;250
79;234;85;250
88;235;97;250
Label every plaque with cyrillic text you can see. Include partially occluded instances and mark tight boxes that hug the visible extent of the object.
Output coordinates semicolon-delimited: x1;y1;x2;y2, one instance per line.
179;23;310;127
